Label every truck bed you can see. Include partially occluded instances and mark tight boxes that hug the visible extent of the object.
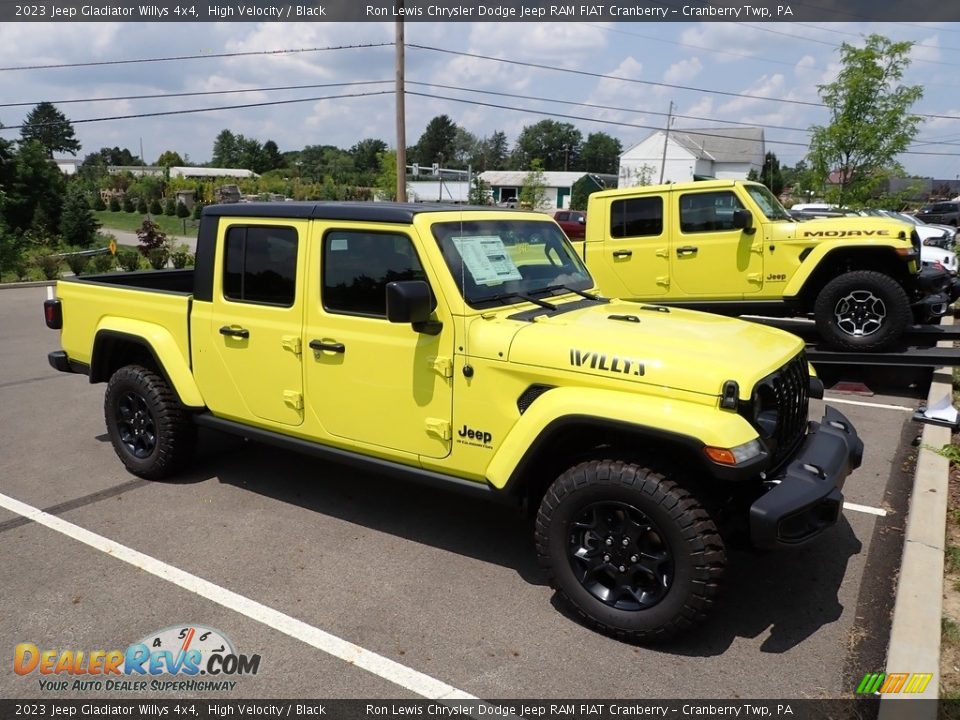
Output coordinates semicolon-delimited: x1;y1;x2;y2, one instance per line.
56;269;195;369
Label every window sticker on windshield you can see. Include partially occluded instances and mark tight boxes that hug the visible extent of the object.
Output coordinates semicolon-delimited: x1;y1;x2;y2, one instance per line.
452;236;523;285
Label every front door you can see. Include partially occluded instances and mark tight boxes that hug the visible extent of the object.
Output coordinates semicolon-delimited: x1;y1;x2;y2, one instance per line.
670;189;763;297
303;227;454;459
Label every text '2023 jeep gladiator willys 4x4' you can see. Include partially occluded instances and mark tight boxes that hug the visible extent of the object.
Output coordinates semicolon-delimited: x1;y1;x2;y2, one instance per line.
45;202;862;642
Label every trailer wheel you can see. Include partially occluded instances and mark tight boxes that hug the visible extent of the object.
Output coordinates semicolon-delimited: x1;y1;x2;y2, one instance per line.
104;365;195;480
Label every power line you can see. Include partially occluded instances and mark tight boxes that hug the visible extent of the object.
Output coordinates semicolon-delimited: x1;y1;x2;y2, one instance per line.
0;42;392;72
0;90;394;131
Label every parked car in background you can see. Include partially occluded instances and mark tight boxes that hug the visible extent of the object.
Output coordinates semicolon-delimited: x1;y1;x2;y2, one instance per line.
552;209;587;239
915;201;960;227
880;210;956;250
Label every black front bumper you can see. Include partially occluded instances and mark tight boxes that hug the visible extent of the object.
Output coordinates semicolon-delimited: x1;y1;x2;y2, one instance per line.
750;406;863;550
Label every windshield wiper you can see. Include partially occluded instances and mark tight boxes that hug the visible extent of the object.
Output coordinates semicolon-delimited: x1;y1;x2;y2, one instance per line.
533;284;605;301
484;292;557;310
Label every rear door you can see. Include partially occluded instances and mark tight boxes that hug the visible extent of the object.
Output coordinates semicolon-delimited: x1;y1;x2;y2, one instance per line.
592;194;670;297
192;220;306;427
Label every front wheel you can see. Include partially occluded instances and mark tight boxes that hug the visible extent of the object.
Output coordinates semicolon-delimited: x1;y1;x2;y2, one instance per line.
813;271;910;351
104;365;195;480
535;460;725;642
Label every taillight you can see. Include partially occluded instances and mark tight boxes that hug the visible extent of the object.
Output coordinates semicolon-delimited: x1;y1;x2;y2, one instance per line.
43;299;62;329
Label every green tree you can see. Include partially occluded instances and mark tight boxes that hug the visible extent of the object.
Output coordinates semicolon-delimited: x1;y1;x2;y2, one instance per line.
155;150;184;167
452;127;479;167
122;196;135;213
149;198;163;215
519;160;548;210
580;132;622;174
20;102;81;157
413;115;458;167
350;138;388;175
473;131;509;172
468;175;492;205
754;152;784;196
6;140;65;233
808;34;923;206
262;140;284;171
60;185;100;248
374;150;401;201
108;196;121;212
163;197;176;215
512;120;582;171
136;197;148;214
211;130;239;167
176;200;190;218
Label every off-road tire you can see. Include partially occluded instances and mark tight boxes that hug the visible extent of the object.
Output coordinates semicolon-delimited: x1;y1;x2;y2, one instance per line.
104;365;195;480
535;460;725;643
813;270;910;351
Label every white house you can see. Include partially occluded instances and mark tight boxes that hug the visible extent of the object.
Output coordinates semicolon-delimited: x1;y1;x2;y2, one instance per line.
618;127;765;188
54;158;79;175
479;171;617;209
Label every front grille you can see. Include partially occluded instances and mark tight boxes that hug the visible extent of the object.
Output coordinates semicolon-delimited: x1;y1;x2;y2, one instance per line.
748;353;810;468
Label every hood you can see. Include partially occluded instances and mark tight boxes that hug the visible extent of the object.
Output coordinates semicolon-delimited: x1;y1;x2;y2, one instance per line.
789;215;913;242
503;300;805;398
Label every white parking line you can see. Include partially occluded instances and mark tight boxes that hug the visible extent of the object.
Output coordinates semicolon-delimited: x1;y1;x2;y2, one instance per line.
0;491;475;701
843;501;888;517
824;397;916;413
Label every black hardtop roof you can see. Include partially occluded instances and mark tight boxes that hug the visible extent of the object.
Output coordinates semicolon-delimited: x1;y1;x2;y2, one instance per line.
201;201;500;223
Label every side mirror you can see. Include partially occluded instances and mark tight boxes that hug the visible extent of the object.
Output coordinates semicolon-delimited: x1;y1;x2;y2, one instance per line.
733;209;755;234
386;281;441;334
577;216;586;225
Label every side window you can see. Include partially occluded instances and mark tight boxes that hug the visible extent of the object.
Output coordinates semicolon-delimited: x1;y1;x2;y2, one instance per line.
556;212;569;222
679;191;744;233
610;196;663;238
323;231;426;317
223;226;298;306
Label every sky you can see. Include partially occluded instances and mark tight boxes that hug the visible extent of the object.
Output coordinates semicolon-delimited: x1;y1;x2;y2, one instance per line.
1;20;959;178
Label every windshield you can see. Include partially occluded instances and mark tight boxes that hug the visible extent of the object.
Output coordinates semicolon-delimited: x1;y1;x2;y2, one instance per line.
432;219;594;308
744;184;792;221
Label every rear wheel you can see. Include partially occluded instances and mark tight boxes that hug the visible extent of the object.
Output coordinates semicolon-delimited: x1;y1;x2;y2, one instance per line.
813;270;910;351
535;460;725;642
104;365;195;480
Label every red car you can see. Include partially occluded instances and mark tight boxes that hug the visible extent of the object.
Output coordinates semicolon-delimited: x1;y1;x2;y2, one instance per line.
553;210;587;239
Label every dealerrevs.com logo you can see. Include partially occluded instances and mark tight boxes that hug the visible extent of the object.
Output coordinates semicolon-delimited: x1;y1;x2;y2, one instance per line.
14;625;261;692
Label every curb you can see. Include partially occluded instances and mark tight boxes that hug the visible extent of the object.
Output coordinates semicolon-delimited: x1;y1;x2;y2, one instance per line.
0;280;56;290
878;315;952;717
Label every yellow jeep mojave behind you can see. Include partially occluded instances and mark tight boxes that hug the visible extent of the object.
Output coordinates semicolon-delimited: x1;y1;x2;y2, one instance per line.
45;202;862;642
580;179;953;351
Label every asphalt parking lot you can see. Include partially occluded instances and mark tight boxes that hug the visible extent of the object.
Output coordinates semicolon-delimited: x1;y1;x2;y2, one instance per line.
0;284;922;700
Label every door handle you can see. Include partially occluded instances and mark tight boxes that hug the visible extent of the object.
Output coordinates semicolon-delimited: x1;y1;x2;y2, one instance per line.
676;246;699;256
309;339;345;354
612;250;633;258
219;326;249;339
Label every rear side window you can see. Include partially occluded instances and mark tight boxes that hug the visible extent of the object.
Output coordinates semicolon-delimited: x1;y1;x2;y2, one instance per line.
323;231;426;317
223;226;298;306
610;196;663;238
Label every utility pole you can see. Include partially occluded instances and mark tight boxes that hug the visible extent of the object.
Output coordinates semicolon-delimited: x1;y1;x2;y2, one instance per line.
658;100;674;185
395;13;407;202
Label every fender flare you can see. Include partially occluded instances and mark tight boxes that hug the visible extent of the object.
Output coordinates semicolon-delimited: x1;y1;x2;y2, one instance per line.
91;319;205;408
484;386;760;490
783;243;908;298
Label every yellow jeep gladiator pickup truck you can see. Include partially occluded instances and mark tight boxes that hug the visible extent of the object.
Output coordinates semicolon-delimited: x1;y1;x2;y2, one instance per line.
578;179;953;351
45;202;862;642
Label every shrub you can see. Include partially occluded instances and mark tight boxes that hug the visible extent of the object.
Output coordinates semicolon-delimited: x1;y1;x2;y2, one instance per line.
116;248;142;272
108;197;121;212
149;199;163;215
122;196;135;213
192;202;204;220
32;249;62;280
163;197;176;215
136;219;169;257
176;201;190;218
170;243;194;268
93;195;106;211
136;197;148;214
146;247;169;269
62;248;90;276
90;252;115;274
